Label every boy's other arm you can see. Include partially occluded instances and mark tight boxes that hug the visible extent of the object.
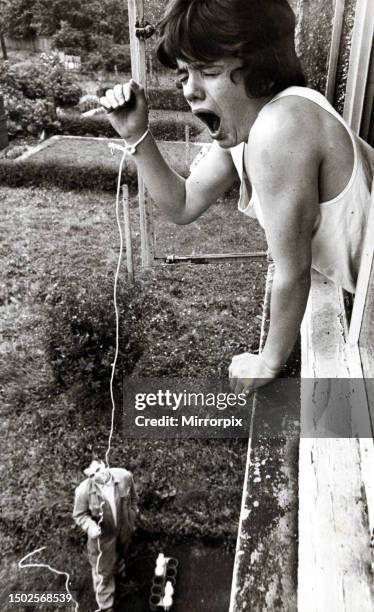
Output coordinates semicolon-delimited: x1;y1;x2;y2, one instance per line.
248;107;321;372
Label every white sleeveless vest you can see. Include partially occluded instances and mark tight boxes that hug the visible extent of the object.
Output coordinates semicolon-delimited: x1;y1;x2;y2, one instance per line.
230;86;374;293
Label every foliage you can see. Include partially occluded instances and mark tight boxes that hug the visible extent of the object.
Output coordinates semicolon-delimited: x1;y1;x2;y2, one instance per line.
99;43;131;73
0;53;83;137
147;87;189;112
44;275;149;392
51;20;88;54
4;0;129;44
82;51;105;73
1;0;38;38
55;111;199;140
5;96;58;136
17;52;82;106
78;93;100;113
0;157;124;190
0;61;59;135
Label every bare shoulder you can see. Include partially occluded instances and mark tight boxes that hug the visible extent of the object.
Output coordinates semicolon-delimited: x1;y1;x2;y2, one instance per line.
249;95;322;160
247;96;323;191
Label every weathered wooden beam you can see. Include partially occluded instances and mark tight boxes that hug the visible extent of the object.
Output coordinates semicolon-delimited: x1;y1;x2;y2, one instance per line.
127;0;154;267
343;0;374;133
299;270;374;612
122;185;135;283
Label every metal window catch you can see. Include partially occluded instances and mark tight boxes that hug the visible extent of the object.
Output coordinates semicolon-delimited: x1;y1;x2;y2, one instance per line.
135;19;155;40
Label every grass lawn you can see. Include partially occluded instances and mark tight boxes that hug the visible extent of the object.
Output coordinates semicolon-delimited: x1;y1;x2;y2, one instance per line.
0;182;270;610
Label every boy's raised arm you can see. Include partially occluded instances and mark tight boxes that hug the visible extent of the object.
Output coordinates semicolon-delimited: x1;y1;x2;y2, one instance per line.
101;81;237;225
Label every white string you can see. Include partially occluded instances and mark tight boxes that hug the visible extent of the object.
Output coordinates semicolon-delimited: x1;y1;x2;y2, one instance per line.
18;547;79;612
105;147;127;468
94;147;127;612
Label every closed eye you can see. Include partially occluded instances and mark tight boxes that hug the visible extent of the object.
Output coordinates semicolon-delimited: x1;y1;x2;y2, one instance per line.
201;70;221;77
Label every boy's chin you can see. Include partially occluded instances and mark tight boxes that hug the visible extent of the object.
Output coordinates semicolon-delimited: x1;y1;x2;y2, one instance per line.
216;136;236;149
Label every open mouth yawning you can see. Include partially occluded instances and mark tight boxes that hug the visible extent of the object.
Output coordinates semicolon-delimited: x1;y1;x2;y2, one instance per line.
195;111;221;134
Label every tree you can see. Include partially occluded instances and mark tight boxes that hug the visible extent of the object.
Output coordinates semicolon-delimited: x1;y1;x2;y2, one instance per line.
0;0;10;59
2;0;39;39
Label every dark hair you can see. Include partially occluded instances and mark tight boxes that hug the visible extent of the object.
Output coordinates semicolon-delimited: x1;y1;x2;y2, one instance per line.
156;0;306;97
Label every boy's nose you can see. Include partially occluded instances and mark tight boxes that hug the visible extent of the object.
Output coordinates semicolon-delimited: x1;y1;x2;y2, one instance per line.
184;73;205;103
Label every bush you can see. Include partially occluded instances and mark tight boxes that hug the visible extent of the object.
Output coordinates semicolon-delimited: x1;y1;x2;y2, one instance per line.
56;112;199;141
100;43;131;73
18;55;82;107
0;62;59;136
83;52;105;72
0;158;129;191
43;275;157;392
148;88;189;112
78;94;101;113
52;21;87;53
58;114;116;138
4;95;59;136
54;79;82;107
1;54;82;138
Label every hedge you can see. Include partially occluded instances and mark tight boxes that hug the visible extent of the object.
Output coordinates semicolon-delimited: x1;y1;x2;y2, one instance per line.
0;158;134;191
147;87;189;112
0;142;196;191
56;113;199;141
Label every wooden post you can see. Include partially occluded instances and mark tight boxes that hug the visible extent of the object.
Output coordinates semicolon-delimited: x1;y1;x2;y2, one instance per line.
122;185;135;283
325;0;345;104
343;0;374;133
184;125;190;169
127;0;155;267
0;95;9;151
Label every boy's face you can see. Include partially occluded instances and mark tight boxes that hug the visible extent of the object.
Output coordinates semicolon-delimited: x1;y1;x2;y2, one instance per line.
176;56;253;148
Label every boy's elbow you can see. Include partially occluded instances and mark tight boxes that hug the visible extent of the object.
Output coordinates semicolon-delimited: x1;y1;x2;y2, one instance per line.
275;262;312;287
167;205;198;226
172;213;195;226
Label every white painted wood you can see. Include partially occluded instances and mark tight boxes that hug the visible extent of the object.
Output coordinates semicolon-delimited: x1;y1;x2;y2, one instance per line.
325;0;346;104
298;437;373;612
299;271;374;612
358;437;374;540
343;0;374;133
301;272;358;378
349;185;374;346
